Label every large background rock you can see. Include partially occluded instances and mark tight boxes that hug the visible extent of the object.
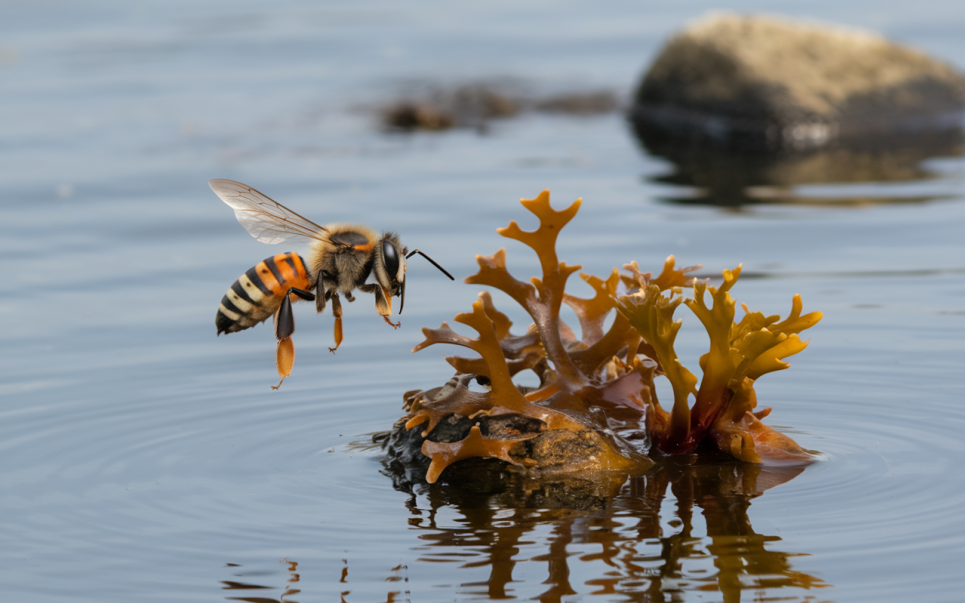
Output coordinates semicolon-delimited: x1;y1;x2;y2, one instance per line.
632;13;965;150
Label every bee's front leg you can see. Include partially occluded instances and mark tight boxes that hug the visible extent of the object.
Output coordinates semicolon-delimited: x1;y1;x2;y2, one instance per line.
359;284;399;329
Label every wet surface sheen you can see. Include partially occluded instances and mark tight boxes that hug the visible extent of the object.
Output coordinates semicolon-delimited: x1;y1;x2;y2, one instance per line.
1;1;964;602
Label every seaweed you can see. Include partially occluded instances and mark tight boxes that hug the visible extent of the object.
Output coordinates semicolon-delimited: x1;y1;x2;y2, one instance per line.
402;191;821;483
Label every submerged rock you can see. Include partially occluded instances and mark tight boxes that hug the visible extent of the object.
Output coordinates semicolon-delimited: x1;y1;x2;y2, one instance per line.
631;13;965;150
380;82;620;131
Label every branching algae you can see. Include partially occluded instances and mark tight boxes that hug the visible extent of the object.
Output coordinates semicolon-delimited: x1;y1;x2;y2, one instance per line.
391;191;821;484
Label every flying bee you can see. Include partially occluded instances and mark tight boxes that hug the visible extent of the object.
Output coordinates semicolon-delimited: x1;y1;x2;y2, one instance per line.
210;179;454;389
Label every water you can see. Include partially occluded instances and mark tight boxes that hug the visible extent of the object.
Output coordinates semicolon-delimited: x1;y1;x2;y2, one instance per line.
2;1;965;601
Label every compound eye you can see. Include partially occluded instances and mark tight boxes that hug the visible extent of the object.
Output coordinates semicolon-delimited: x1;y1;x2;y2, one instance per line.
382;238;400;280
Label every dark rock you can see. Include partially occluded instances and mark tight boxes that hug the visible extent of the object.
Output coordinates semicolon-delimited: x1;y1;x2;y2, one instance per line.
381;83;620;132
631;13;965;151
382;406;626;482
382;103;454;131
379;374;645;504
381;84;518;131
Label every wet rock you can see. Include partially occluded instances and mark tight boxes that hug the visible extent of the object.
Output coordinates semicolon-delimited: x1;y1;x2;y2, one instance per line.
631;13;965;150
380;408;631;509
381;374;640;490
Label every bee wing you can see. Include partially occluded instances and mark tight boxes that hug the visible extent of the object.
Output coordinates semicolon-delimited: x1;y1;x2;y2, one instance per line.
209;179;328;244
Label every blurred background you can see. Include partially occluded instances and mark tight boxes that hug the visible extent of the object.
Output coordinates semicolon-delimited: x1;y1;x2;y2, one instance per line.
2;1;964;601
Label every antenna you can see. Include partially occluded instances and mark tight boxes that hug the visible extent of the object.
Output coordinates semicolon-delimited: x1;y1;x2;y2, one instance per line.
399;249;455;314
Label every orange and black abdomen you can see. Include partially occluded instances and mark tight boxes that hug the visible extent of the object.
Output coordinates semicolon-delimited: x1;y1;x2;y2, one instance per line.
216;252;313;335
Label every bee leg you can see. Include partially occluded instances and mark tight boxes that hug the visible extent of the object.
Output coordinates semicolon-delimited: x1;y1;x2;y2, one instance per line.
272;336;295;390
272;291;302;390
315;271;327;313
376;288;400;329
274;290;297;341
289;287;315;302
329;293;343;353
345;291;355;302
359;284;399;329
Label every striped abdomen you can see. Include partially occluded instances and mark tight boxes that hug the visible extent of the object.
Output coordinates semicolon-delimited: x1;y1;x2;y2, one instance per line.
216;252;313;335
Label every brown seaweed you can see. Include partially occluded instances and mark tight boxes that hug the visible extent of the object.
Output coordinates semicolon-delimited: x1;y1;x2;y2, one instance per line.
401;191;821;483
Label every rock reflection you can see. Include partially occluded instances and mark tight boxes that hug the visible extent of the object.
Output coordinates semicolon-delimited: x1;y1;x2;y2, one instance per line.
631;120;963;207
402;458;830;601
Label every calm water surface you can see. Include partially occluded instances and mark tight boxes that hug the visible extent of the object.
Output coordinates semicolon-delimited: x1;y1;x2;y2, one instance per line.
2;1;965;601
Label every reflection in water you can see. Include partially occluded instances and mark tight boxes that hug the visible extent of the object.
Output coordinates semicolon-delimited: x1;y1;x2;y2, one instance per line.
403;459;830;601
222;559;301;603
221;559;410;603
630;119;964;207
217;460;828;601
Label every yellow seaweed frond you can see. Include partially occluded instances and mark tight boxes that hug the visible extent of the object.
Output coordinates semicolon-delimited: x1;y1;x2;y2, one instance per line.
701;292;823;387
614;262;821;461
614;283;698;443
684;266;743;425
622;256;701;293
652;255;703;291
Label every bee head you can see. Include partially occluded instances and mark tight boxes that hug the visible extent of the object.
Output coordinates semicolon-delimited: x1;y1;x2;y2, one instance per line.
376;233;455;315
374;232;408;298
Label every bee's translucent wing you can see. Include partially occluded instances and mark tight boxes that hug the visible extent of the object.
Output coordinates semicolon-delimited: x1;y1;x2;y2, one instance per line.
209;179;328;244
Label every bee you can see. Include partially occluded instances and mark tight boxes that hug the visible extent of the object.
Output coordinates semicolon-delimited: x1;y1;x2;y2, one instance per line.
210;179;454;389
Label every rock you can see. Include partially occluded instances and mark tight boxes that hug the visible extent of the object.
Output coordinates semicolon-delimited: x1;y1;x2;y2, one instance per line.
380;373;649;490
378;403;635;509
382;84;518;131
380;83;620;132
631;13;965;150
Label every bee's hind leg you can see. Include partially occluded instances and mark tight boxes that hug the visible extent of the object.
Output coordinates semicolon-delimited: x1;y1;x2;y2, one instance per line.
272;337;295;391
329;293;343;353
275;287;314;341
271;288;314;391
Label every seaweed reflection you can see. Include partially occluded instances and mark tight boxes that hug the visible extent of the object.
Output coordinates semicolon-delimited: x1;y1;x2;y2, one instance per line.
220;559;411;603
631;120;963;207
402;459;830;601
221;559;302;603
